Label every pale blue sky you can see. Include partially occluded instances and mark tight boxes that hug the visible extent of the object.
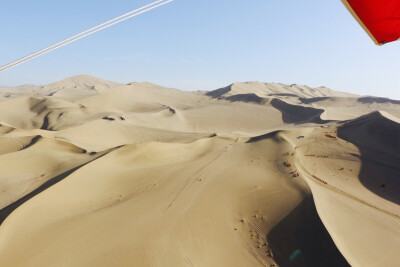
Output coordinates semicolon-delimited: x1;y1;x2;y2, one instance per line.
0;0;399;99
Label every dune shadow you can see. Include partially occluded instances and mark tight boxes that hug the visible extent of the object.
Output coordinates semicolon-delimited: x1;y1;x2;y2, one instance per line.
268;93;298;97
299;97;330;104
225;94;266;104
20;135;41;150
40;112;52;130
357;97;400;105
337;116;400;205
205;85;231;98
246;131;279;143
270;99;326;124
267;195;350;267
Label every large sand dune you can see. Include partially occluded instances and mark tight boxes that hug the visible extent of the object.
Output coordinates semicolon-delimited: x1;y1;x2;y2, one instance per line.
0;75;399;266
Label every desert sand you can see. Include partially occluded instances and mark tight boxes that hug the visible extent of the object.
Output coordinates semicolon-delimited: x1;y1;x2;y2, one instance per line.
0;75;399;266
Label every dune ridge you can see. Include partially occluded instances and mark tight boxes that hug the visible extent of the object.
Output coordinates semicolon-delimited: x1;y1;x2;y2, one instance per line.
0;75;399;266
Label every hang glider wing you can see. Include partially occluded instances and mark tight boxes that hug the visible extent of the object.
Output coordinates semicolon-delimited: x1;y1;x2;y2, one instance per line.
342;0;400;45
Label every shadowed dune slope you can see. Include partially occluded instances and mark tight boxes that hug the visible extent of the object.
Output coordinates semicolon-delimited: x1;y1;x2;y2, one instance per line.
270;98;326;124
337;111;400;205
271;113;400;267
338;111;400;155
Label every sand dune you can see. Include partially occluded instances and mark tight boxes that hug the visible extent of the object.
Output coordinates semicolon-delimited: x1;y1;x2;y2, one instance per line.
270;118;400;266
0;75;121;102
0;75;399;266
206;82;357;99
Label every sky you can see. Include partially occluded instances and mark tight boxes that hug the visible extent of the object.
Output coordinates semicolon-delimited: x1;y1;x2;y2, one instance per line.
0;0;399;99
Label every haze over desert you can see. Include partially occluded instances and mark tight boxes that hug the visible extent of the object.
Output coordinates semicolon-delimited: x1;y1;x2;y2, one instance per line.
0;75;398;266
